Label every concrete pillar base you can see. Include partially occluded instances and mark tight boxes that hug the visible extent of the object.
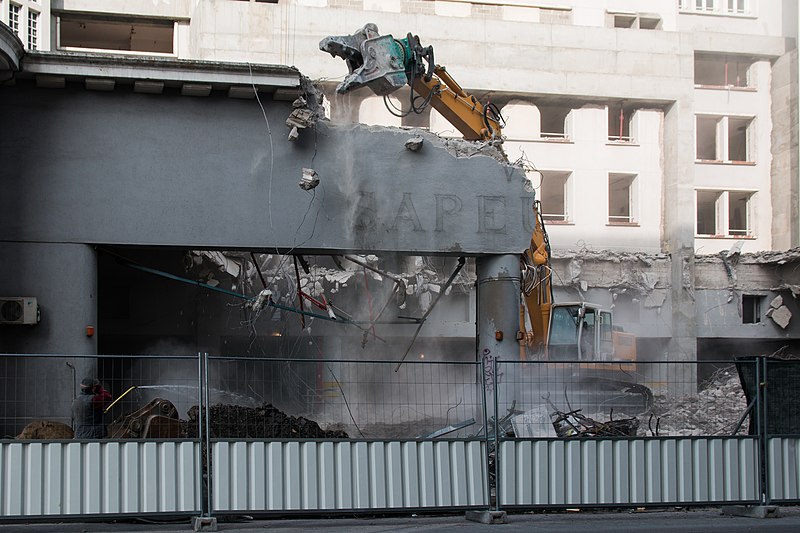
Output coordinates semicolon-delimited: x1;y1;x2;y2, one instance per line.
721;505;780;518
465;510;508;524
192;516;218;531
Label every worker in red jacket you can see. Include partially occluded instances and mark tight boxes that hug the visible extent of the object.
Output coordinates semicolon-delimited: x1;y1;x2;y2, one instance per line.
72;377;112;439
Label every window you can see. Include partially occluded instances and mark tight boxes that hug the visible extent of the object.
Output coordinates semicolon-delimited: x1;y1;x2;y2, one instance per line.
696;190;721;235
696;190;755;237
608;103;637;142
695;54;754;88
539;171;571;222
27;10;38;50
695;0;716;11
742;295;762;324
680;0;752;15
59;15;175;54
727;0;747;14
696;116;720;160
613;14;636;28
728;191;752;236
538;105;571;140
608;12;661;29
608;173;638;224
695;115;754;163
8;4;20;36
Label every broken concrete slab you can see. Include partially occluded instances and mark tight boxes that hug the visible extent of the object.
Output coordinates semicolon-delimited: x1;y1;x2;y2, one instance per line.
404;135;424;151
770;305;792;328
721;505;780;519
465;510;508;524
770;295;784;309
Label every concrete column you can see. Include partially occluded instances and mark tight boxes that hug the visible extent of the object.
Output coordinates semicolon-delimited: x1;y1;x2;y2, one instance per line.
476;255;520;419
663;92;698;394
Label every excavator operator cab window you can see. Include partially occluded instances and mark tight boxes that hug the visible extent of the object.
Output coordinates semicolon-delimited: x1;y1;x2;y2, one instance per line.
548;305;595;360
578;309;596;361
598;311;614;360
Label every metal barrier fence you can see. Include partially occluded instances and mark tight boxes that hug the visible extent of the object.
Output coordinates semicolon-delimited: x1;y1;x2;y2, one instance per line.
1;353;800;520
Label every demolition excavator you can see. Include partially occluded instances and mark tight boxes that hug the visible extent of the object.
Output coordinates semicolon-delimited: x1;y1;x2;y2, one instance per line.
321;24;651;411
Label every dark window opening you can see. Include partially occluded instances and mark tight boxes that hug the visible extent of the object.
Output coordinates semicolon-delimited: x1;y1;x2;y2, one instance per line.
696;190;720;235
742;295;762;324
540;171;570;222
696;116;720;160
538;105;571;140
695;54;753;88
608;103;636;142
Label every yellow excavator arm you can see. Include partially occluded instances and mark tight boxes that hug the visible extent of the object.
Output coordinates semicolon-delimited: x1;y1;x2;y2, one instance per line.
520;199;553;355
320;23;502;141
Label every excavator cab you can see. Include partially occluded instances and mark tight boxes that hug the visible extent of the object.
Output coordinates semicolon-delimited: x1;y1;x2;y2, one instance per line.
547;303;612;361
545;302;636;371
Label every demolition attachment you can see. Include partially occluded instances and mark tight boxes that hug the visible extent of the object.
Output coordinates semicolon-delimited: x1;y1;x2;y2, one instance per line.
320;23;502;141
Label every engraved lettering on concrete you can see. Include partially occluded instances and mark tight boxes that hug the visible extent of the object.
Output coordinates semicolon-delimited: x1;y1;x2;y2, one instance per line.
521;196;536;233
354;191;378;232
435;194;463;232
389;192;423;232
478;196;507;234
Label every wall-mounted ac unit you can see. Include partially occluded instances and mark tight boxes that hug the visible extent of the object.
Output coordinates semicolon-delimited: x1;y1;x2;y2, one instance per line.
0;297;40;325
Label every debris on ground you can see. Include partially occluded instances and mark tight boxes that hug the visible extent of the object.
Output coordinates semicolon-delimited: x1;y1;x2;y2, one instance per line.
544;397;639;437
16;420;74;439
650;367;748;436
186;403;349;439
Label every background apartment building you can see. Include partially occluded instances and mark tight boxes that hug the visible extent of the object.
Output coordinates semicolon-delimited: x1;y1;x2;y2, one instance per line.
3;0;795;255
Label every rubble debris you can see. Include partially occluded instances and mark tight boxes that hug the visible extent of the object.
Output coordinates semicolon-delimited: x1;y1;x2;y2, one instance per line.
299;167;320;190
768;305;792;329
16;420;74;439
651;367;748;436
404;136;424;151
284;76;325;139
186;403;348;439
548;407;639;438
767;295;792;328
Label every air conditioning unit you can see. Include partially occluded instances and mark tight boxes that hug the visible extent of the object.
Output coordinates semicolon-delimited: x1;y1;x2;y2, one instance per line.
0;297;40;325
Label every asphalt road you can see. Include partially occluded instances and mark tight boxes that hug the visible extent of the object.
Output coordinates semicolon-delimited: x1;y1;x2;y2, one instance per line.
3;508;800;533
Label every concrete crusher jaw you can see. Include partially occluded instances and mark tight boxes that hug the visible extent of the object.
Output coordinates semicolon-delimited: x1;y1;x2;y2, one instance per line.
319;23;409;96
107;398;182;439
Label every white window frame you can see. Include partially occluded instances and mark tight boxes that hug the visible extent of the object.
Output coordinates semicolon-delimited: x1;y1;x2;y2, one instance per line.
27;9;38;50
680;0;755;16
695;114;754;163
8;3;20;36
695;189;756;237
608;173;638;225
539;170;572;223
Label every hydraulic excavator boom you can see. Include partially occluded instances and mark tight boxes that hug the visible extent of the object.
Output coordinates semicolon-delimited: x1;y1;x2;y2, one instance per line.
320;23;502;141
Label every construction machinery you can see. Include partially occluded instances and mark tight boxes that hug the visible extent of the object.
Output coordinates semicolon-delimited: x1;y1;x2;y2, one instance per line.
107;398;182;439
321;23;641;373
320;23;502;141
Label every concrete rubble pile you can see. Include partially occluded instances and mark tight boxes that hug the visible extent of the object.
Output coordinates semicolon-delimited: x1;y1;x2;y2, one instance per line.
186;403;349;439
650;367;748;437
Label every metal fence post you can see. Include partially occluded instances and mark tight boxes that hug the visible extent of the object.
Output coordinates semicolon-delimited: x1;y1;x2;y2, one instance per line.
760;356;770;505
196;351;205;516
204;352;213;517
480;358;491;508
493;357;500;512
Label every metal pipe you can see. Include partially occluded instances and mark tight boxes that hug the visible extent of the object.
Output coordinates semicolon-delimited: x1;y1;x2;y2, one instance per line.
104;385;137;413
492;356;500;512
